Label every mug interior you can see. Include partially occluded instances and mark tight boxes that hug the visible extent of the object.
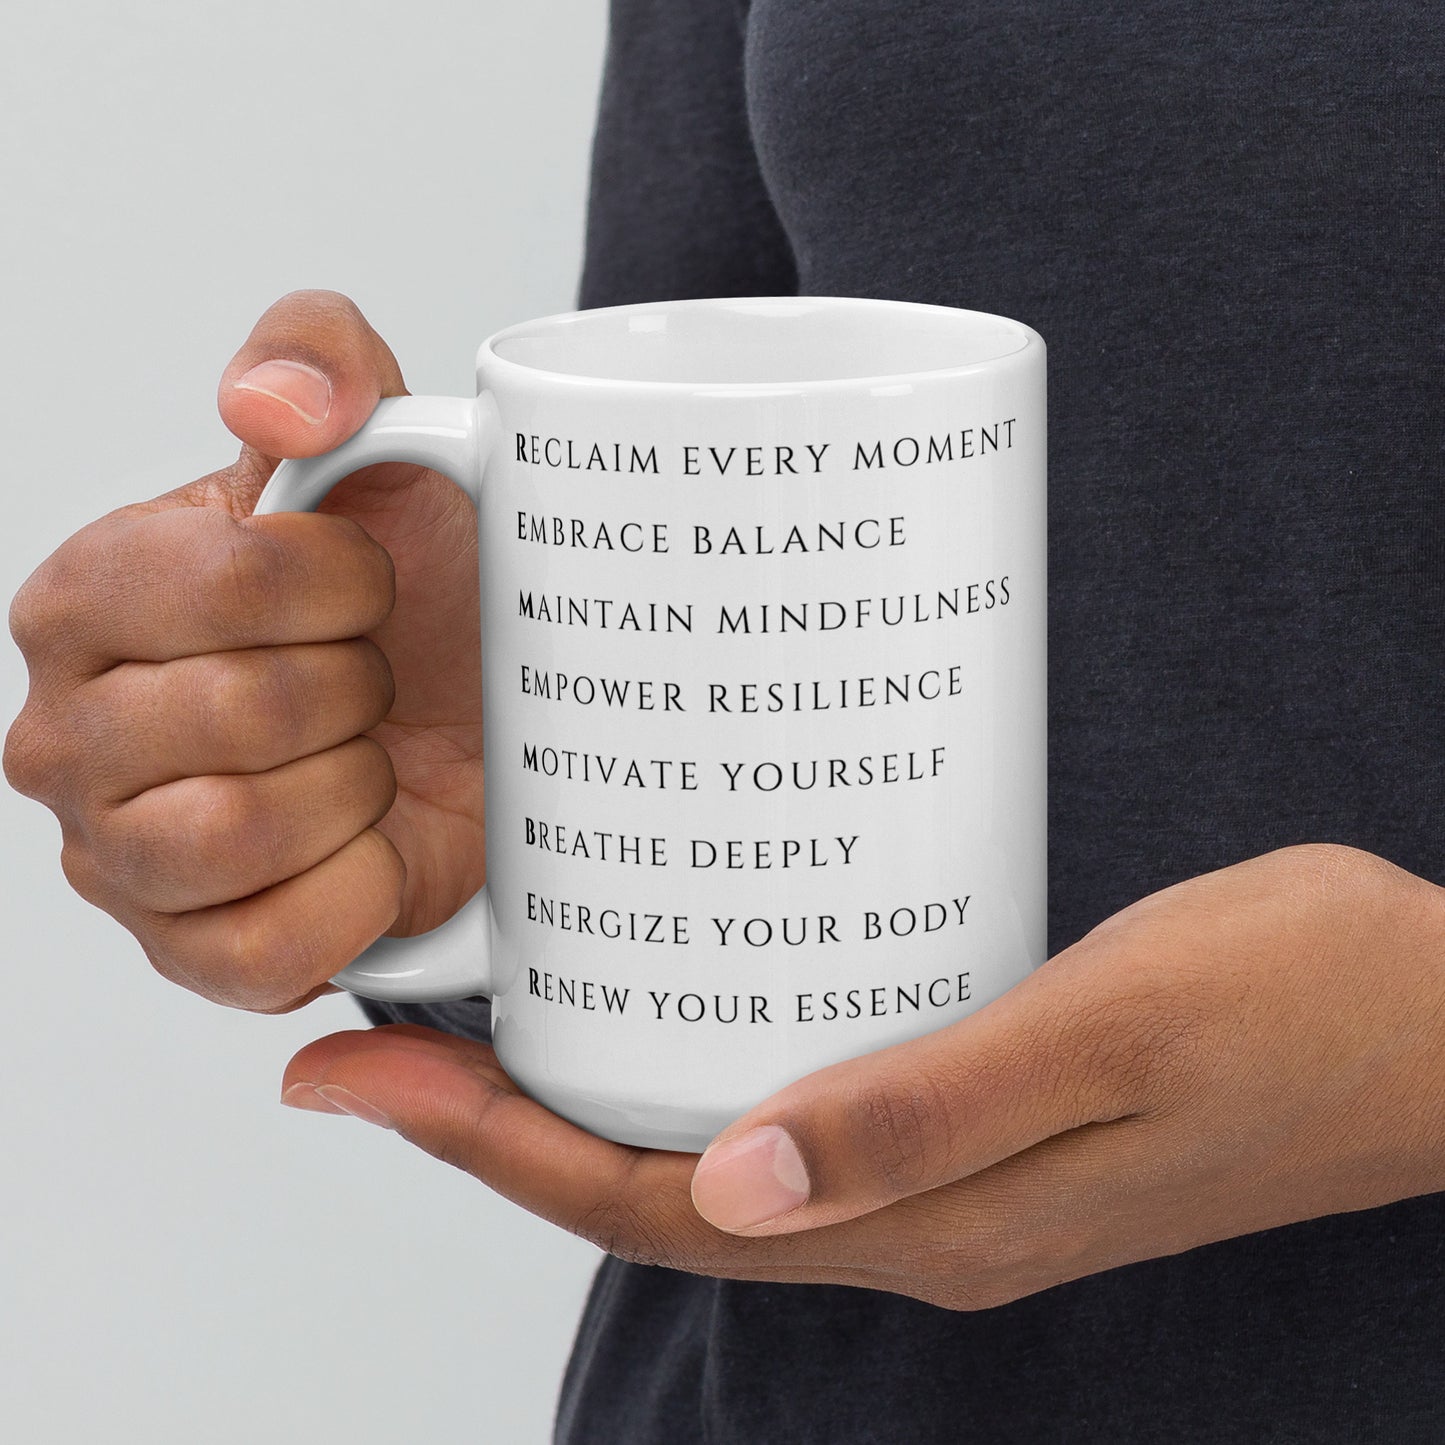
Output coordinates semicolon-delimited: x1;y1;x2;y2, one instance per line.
483;296;1033;387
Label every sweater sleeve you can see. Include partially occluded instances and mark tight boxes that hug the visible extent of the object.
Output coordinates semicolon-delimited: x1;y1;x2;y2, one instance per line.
359;0;792;1044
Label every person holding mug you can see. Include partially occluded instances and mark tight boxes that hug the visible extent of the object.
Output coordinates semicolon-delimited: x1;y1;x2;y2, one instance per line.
7;2;1445;1442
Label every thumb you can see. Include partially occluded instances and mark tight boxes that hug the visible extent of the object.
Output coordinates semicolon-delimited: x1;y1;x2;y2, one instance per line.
216;288;408;500
689;943;1156;1235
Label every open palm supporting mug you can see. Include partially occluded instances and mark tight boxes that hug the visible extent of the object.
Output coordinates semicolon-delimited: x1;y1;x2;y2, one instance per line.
255;295;1046;1151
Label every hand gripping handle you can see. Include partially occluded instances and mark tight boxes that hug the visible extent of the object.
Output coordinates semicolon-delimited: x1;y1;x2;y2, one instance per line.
252;394;495;1003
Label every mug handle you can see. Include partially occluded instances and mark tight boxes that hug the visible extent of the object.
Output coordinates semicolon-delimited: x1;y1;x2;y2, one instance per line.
252;393;498;1003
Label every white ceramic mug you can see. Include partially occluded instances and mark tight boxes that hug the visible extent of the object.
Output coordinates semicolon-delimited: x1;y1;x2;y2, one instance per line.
255;295;1046;1151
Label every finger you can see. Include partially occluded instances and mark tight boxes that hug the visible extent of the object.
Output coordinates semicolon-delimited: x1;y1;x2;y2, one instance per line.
76;637;394;802
280;1028;851;1280
9;507;395;687
284;1026;692;1226
217;289;408;476
85;735;396;913
142;826;405;1011
690;936;1187;1235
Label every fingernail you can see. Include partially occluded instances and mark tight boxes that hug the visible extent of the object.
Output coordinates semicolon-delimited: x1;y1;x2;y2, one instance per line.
313;1084;393;1129
691;1125;810;1231
280;1081;348;1115
233;359;332;424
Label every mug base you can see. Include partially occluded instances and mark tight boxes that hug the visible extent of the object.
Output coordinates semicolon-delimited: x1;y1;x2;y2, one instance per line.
519;1074;730;1154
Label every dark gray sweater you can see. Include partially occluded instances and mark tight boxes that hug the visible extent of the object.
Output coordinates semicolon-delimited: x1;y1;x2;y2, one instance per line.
364;2;1445;1439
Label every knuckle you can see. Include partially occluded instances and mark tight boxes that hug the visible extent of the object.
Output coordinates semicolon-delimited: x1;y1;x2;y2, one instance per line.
892;1198;998;1284
132;934;193;994
3;705;60;799
5;701;94;808
927;1273;1018;1312
208;527;288;642
206;651;310;765
1275;840;1400;909
849;1072;961;1198
140;903;324;1011
179;775;270;874
241;513;396;635
569;1178;686;1271
10;524;115;658
275;287;366;327
570;1195;652;1263
334;755;395;841
902;1222;1040;1312
348;529;397;623
189;910;317;1012
1277;839;1371;875
113;777;271;905
350;637;397;721
8;569;54;657
59;835;107;906
248;987;331;1016
258;290;375;371
349;733;398;799
423;1135;486;1178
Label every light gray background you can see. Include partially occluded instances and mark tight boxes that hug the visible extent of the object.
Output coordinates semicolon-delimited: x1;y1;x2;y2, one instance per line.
2;4;609;1441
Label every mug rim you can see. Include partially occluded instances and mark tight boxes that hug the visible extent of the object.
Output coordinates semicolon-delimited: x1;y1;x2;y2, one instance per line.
476;294;1042;395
